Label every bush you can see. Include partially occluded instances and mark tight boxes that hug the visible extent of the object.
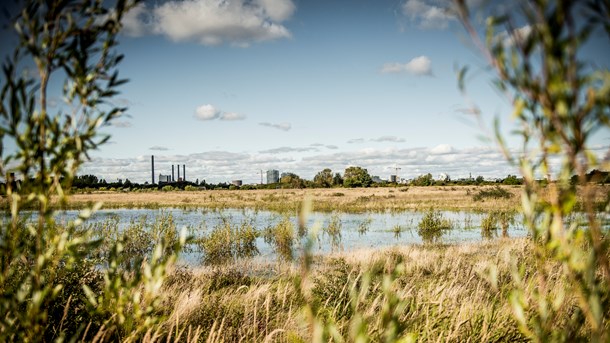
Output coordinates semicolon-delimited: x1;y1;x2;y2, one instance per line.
417;209;452;243
199;218;259;265
472;186;513;202
262;216;295;262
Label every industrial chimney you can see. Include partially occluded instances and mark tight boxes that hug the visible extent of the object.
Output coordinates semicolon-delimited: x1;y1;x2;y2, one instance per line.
183;164;185;182
177;164;180;181
151;155;155;184
172;165;175;182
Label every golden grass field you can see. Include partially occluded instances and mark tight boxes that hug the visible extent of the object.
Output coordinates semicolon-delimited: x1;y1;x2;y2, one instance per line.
66;185;519;212
63;184;609;212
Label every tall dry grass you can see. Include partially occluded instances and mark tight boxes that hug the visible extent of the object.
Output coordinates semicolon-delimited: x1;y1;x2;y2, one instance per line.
146;238;581;342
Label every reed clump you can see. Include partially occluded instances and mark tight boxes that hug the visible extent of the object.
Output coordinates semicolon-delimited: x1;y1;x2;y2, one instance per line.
262;216;296;262
198;218;259;265
417;209;452;243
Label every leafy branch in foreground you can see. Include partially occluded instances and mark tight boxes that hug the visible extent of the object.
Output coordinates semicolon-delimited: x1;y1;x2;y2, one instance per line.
0;0;185;341
456;0;610;340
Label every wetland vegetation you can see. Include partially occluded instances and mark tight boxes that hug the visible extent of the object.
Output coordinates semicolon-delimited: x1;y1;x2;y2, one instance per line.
1;0;609;342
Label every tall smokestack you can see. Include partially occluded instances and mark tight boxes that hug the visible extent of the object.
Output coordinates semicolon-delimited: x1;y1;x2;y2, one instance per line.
151;155;155;184
177;164;180;181
172;165;175;182
183;164;185;182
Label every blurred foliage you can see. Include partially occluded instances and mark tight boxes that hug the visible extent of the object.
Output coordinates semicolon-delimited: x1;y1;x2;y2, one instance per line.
0;0;186;341
457;0;610;340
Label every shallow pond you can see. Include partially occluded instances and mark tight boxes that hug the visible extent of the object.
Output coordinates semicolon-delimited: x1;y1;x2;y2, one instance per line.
42;208;530;263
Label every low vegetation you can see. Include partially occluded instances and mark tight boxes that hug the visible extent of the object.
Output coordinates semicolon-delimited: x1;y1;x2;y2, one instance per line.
417;209;453;243
472;185;514;202
1;0;608;341
149;238;596;341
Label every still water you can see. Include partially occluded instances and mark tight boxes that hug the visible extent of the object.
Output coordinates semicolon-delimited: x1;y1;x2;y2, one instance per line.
46;208;529;262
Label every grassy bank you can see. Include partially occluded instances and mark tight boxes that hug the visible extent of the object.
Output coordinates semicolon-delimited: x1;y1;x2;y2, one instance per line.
47;184;608;213
52;186;523;212
152;238;562;342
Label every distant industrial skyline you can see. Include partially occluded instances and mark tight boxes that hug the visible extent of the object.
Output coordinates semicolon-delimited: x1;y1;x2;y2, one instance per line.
2;0;609;184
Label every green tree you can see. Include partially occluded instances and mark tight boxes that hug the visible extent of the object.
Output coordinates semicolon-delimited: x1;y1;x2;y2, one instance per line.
73;174;99;188
333;172;344;186
314;168;333;188
343;166;372;188
502;174;521;185
411;173;433;186
280;172;305;188
457;0;610;340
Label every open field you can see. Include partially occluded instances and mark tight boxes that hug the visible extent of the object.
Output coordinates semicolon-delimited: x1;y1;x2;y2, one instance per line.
60;184;609;213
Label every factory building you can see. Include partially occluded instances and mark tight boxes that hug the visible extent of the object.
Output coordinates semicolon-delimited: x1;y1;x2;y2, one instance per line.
266;169;279;184
158;174;171;184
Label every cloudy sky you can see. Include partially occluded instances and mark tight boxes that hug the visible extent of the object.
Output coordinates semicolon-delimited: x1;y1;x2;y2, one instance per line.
3;0;610;184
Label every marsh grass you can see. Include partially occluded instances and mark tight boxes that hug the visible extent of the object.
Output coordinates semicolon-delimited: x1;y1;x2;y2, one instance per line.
262;216;295;262
198;217;259;265
324;213;343;251
392;224;406;238
480;210;517;239
22;185;549;213
357;216;373;236
151;239;566;342
417;209;453;243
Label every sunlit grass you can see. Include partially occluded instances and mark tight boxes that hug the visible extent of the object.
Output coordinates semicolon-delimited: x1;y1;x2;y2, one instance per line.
153;238;561;341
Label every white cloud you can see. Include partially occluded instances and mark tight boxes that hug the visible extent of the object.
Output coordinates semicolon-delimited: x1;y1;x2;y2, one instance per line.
371;136;406;143
260;146;317;154
311;143;339;150
122;3;152;37
402;0;455;30
499;25;533;47
259;122;291;131
430;144;454;154
194;104;220;120
123;0;295;46
81;144;610;184
220;112;246;121
347;138;365;144
256;0;296;21
194;104;246;121
381;56;433;76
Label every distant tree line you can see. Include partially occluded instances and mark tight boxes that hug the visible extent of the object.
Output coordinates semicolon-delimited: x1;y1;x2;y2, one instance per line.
2;169;607;194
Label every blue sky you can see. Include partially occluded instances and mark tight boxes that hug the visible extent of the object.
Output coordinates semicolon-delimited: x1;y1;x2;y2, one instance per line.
4;0;610;184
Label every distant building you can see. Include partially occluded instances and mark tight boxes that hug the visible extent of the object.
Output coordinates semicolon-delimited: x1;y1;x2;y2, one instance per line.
158;174;171;184
231;180;242;187
266;169;279;184
389;175;397;183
